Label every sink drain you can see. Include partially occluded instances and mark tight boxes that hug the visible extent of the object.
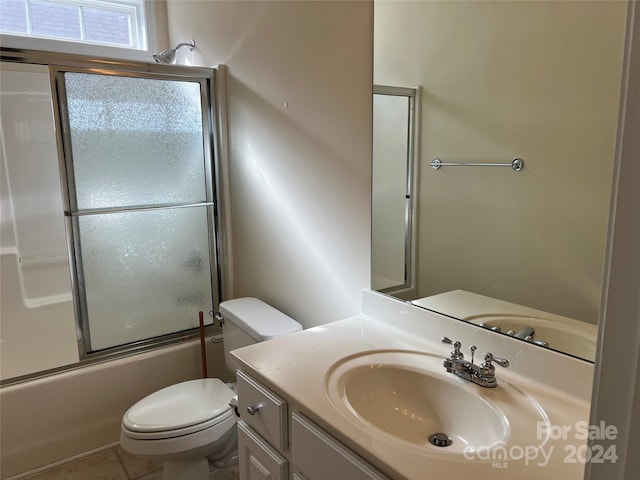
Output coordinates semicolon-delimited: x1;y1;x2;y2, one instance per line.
428;433;453;447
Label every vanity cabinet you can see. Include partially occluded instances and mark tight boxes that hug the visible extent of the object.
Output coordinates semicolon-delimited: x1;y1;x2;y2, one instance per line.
237;370;288;451
236;370;391;480
237;420;288;480
236;370;289;479
290;412;391;480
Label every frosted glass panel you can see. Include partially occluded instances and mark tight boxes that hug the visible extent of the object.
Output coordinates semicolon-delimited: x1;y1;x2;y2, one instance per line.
64;73;206;210
78;207;213;351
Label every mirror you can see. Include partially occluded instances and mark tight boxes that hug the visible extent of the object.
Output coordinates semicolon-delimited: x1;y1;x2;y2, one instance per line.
372;0;629;361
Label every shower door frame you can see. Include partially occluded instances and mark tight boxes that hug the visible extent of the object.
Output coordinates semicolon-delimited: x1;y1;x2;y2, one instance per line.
371;84;420;298
1;48;227;363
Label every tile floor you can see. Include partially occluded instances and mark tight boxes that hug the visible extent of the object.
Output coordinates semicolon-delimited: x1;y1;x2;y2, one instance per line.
21;445;238;480
22;446;162;480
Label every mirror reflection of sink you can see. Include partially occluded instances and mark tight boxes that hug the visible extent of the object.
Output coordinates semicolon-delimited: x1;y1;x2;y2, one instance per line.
411;290;597;361
325;350;547;455
467;314;597;360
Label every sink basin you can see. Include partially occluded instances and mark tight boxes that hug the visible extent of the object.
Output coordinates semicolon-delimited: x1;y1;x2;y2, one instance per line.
340;362;507;452
467;314;597;361
325;350;547;456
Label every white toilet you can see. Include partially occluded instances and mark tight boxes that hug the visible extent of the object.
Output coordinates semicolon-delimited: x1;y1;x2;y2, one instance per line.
120;297;302;480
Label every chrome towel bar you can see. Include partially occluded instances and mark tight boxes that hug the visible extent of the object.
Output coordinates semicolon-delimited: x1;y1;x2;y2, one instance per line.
430;158;524;172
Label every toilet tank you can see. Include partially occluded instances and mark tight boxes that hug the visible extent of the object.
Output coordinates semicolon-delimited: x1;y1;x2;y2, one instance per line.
219;297;302;375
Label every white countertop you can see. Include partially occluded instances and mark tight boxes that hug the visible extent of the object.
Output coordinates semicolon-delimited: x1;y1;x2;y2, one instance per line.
231;290;594;480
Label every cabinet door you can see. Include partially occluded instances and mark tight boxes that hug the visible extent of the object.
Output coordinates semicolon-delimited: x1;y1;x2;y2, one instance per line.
238;421;288;480
291;412;391;480
237;369;288;450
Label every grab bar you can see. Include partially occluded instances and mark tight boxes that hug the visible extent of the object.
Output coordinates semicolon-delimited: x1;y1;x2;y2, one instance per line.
430;158;524;172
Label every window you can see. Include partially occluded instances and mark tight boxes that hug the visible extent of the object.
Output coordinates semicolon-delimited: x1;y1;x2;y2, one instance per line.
0;0;154;59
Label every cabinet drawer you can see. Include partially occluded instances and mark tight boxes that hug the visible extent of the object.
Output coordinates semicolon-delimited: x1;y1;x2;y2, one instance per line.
238;421;288;480
291;412;391;480
237;370;288;450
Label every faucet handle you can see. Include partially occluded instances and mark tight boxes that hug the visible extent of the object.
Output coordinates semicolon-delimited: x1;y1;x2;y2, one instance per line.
482;352;509;368
441;336;464;359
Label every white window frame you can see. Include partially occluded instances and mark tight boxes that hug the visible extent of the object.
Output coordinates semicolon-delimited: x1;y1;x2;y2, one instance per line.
0;0;157;62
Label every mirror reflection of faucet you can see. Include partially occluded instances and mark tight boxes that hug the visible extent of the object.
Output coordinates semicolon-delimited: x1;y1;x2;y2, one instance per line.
441;336;509;388
511;326;550;347
480;323;550;348
513;326;535;339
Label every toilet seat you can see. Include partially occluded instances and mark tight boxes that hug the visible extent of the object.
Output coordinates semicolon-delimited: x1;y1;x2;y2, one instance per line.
122;378;235;440
122;408;233;440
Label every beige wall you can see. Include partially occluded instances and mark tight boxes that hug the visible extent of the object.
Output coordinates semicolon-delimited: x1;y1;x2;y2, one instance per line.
166;0;373;328
375;0;627;323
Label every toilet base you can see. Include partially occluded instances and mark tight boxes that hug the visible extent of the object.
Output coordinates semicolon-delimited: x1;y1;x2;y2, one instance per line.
163;458;210;480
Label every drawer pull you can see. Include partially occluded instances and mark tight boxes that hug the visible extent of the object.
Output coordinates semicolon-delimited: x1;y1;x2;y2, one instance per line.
247;404;262;415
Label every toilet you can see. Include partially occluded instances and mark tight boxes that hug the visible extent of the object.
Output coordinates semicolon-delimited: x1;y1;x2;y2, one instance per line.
120;298;302;480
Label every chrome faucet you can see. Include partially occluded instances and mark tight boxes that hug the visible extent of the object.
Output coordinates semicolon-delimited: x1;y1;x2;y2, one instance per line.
514;326;535;339
480;323;550;348
506;327;550;347
441;336;509;388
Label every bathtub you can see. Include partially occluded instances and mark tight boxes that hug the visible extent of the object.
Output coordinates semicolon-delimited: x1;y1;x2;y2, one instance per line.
0;335;232;479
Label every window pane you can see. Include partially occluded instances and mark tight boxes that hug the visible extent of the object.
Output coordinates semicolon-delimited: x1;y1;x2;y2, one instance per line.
0;0;27;34
31;0;81;40
84;7;132;46
64;73;207;210
78;207;213;351
1;0;146;51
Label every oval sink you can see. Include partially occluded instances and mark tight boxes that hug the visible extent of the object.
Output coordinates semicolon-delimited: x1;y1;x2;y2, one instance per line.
342;363;507;451
325;350;547;456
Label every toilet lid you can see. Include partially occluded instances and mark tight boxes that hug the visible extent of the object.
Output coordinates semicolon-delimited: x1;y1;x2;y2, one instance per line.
219;297;302;341
123;378;235;433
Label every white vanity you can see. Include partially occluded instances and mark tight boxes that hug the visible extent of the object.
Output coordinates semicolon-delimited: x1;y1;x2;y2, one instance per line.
231;290;595;480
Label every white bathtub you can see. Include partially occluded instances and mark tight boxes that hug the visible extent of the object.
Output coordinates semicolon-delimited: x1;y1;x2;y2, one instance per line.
0;336;232;479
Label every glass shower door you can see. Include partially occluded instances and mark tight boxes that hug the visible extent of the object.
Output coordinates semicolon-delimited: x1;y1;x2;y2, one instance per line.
56;70;218;353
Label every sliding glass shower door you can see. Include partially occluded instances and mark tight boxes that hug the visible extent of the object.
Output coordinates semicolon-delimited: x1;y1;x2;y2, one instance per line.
55;68;219;354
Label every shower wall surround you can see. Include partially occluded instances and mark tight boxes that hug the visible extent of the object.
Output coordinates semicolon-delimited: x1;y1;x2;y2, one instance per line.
0;64;79;379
